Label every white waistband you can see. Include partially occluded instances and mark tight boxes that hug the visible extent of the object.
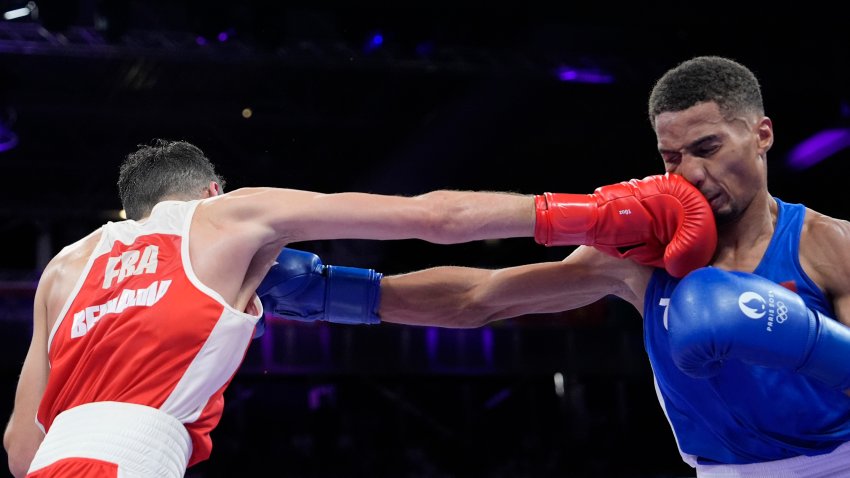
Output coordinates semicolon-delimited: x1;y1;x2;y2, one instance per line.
696;441;850;477
29;401;192;478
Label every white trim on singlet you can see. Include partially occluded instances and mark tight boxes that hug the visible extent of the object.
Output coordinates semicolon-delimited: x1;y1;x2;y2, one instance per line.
151;199;262;423
174;199;262;327
653;376;699;468
696;440;850;477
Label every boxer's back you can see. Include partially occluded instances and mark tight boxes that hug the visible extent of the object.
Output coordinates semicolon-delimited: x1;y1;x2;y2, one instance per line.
34;200;262;468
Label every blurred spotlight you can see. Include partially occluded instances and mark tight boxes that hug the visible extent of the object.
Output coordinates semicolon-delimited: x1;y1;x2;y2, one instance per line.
118;209;127;220
787;128;850;170
553;372;565;398
3;1;36;20
241;107;252;119
217;29;235;42
555;66;615;84
363;31;384;54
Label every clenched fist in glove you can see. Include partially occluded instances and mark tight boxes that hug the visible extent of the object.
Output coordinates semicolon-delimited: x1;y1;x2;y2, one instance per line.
668;267;850;391
254;248;382;338
534;173;716;278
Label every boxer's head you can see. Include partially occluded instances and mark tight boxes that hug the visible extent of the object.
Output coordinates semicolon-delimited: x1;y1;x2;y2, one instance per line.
647;56;773;225
118;139;226;220
648;55;764;128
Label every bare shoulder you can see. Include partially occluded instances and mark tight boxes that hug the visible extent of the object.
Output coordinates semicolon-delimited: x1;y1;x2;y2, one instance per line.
194;187;305;247
192;188;285;253
45;228;103;277
39;228;103;326
800;208;850;295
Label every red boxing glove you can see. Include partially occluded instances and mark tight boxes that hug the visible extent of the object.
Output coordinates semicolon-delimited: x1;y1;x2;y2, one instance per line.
534;173;716;278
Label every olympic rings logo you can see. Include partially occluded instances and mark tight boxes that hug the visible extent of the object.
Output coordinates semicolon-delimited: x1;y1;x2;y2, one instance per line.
775;301;789;323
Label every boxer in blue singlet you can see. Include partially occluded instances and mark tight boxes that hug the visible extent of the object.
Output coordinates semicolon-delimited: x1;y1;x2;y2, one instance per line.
645;197;850;474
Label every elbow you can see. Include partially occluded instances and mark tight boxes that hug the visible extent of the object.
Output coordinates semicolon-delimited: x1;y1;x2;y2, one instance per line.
8;458;30;478
4;430;37;478
5;446;33;478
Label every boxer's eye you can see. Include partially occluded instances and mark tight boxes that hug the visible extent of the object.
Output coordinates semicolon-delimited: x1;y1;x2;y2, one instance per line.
661;153;680;165
696;145;720;158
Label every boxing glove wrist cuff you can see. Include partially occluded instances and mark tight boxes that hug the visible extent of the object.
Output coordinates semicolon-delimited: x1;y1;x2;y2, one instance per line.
325;265;382;325
797;309;850;390
534;193;597;246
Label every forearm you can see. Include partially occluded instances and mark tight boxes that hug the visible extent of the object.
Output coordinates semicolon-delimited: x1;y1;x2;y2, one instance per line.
379;258;623;328
412;190;535;244
379;267;495;328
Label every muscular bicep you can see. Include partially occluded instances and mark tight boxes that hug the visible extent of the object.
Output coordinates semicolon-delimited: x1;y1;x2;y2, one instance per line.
801;214;850;327
380;246;651;328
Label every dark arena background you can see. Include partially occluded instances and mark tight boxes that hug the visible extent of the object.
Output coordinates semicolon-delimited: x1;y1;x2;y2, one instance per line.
1;3;849;477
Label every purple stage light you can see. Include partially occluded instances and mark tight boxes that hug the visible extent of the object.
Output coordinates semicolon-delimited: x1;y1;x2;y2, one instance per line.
217;31;229;42
555;66;614;84
426;327;438;364
308;385;335;410
484;388;511;409
787;128;850;170
0;123;17;153
195;36;207;46
482;327;493;366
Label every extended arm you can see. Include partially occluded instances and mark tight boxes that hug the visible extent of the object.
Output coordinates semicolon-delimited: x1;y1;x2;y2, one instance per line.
4;275;50;478
206;188;536;247
379;246;653;328
210;173;714;271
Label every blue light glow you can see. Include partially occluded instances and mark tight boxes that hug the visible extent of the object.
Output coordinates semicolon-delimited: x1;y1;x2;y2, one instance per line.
555;66;615;84
787;128;850;170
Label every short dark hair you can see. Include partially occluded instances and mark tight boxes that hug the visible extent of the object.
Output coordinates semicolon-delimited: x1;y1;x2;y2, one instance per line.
648;56;764;128
117;139;225;220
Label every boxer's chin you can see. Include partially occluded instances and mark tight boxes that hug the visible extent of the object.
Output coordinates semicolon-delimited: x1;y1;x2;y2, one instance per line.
713;204;740;226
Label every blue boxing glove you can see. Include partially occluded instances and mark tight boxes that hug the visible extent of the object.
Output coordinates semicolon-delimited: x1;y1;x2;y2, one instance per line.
668;267;850;390
254;248;382;337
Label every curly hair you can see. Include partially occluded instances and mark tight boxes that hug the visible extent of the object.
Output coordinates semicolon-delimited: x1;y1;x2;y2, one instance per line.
117;139;225;220
648;56;764;128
